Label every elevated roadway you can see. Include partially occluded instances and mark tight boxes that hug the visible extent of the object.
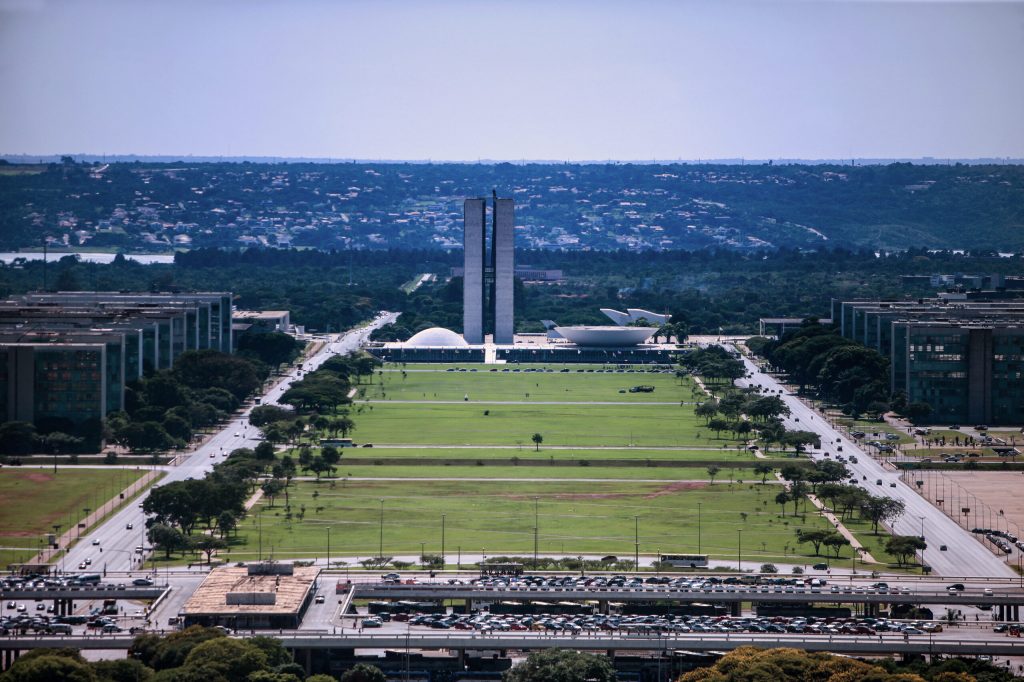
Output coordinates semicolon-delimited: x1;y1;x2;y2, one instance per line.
2;631;1024;658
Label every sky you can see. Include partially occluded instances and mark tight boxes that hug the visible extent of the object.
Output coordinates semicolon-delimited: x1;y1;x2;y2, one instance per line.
1;0;1022;161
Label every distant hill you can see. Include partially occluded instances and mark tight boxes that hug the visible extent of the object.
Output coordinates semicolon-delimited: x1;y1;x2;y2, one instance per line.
0;160;1021;251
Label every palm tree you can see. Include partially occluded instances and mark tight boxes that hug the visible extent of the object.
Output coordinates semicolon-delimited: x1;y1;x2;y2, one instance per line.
531;433;544;451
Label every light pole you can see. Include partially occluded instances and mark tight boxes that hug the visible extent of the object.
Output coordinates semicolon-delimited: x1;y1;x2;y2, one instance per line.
634;515;639;569
326;527;331;570
533;497;539;569
441;514;446;569
697;502;702;555
737;529;743;572
378;498;385;560
919;515;926;540
420;542;425;568
80;508;90;539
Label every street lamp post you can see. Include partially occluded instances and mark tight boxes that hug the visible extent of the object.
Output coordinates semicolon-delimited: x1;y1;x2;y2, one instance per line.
738;529;743;572
697;502;702;555
441;514;446;569
80;508;90;539
634;516;639;569
919;515;926;540
533;497;539;569
326;527;331;570
378;498;385;560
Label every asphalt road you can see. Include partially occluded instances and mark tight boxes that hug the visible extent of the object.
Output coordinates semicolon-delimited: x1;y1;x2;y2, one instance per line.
732;348;1017;578
59;312;398;576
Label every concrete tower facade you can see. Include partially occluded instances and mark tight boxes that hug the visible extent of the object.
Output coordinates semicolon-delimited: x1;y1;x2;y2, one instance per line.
462;198;486;344
462;194;515;344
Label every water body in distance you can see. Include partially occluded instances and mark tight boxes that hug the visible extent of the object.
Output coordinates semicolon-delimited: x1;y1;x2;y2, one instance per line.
0;252;175;265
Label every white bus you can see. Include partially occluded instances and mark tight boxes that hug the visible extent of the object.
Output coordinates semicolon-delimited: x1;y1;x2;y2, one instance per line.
659;554;709;568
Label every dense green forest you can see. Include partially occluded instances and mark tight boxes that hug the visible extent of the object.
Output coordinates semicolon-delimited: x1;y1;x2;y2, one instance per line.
1;247;1020;336
1;159;1023;251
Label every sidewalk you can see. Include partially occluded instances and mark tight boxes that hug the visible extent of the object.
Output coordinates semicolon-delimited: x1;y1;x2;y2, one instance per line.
806;493;878;563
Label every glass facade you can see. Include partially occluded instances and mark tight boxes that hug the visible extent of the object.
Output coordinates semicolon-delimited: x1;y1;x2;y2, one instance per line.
33;347;104;424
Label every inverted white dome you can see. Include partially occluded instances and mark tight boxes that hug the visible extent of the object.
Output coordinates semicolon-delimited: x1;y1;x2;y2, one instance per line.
554;326;658;347
406;327;470;347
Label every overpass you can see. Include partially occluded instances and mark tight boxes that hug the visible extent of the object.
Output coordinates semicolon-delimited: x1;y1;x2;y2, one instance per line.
2;631;1024;659
0;585;168;617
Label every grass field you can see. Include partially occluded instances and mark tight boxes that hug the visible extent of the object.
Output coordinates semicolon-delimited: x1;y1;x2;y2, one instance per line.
0;468;145;567
363;367;697;403
301;464;772;481
317;446;761;464
348;402;730;447
227;480;847;564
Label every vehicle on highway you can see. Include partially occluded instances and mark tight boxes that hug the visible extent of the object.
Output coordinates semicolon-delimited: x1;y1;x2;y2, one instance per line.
126;523;133;530
315;595;325;604
91;539;100;545
132;578;153;586
363;617;383;628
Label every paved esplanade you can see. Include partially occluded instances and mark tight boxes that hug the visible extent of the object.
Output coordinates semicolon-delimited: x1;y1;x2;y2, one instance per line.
58;313;399;576
732;346;1016;578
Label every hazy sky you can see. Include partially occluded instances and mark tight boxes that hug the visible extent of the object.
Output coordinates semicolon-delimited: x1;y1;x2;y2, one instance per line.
1;0;1022;160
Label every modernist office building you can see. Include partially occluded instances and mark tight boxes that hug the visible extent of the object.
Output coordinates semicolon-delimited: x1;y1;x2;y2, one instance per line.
463;193;515;344
832;299;1024;425
0;292;234;429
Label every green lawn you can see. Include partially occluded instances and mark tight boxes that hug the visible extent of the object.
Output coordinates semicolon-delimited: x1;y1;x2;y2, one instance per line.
304;464;770;481
362;367;696;403
227;480;839;564
346;402;732;447
300;446;760;464
0;468;145;567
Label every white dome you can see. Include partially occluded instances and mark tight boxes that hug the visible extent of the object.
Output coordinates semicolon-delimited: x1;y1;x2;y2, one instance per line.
406;327;470;347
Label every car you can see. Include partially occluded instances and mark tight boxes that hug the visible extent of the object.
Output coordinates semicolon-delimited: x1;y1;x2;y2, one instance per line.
363;618;383;628
314;594;325;604
975;425;989;431
812;563;829;570
983;588;994;596
84;558;92;565
950;424;960;430
132;578;153;586
234;432;240;437
889;482;897;488
35;603;45;611
5;602;15;610
16;604;26;612
940;545;948;551
91;539;100;546
948;583;965;591
875;479;882;485
78;562;87;570
126;523;133;530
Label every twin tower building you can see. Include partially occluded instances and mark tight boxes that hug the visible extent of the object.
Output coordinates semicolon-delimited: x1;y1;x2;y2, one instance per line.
463;192;515;344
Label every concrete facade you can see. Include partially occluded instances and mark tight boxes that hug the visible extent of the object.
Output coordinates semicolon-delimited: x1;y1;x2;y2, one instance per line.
462;198;486;344
493;197;515;344
462;195;514;344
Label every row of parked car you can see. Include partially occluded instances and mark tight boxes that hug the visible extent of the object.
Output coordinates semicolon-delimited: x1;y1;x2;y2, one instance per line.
1;576;154;593
379;611;941;637
971;528;1022;555
439;574;926;598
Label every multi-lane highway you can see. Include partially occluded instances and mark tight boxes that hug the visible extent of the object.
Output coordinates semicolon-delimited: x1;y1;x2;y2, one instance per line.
59;312;397;576
733;348;1017;578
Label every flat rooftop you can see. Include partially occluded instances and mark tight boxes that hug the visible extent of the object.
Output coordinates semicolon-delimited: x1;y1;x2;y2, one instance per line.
181;565;320;617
